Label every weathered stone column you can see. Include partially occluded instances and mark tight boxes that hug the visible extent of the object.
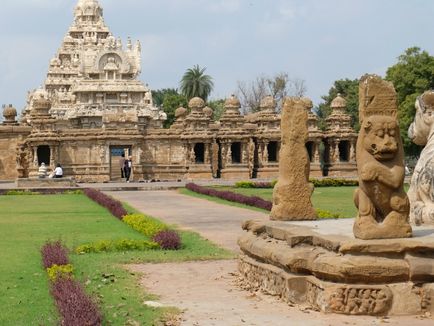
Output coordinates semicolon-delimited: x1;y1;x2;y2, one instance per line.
350;141;356;162
262;142;269;164
241;143;247;164
204;143;210;163
353;74;411;239
314;141;321;163
270;97;317;221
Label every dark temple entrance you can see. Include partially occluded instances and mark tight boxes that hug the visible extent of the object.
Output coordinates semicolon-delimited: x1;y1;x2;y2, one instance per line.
37;145;50;166
110;146;132;181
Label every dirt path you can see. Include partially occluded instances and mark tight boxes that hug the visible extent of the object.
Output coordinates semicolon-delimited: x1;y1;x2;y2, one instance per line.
109;190;434;326
106;190;268;252
129;260;432;326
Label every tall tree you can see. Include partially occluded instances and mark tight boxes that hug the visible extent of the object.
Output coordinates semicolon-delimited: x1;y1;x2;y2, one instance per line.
180;65;214;101
315;79;359;131
237;72;307;113
385;46;434;156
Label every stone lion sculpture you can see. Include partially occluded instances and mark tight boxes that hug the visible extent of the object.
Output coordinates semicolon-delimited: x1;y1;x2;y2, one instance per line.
353;75;412;239
408;91;434;225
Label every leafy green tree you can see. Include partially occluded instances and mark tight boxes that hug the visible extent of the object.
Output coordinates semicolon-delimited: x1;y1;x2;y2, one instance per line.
180;65;214;101
162;93;188;128
152;88;178;108
152;88;187;128
315;79;359;131
385;47;434;155
208;99;226;121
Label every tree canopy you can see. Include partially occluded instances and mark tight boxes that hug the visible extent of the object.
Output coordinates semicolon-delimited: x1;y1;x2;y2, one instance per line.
385;47;434;155
152;88;187;128
179;65;214;101
315;79;359;131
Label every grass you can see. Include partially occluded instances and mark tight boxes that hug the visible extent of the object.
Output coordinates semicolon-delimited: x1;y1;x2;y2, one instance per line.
0;194;233;326
180;186;358;218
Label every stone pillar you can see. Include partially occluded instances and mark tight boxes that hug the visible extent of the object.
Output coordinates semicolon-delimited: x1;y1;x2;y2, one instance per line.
270;97;317;221
263;142;269;164
350;141;356;162
241;142;247;164
226;143;232;165
334;141;340;162
204;143;210;163
33;147;38;167
190;144;196;164
314;142;321;163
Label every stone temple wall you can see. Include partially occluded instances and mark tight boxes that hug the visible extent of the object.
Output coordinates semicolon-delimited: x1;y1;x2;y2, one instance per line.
0;126;31;180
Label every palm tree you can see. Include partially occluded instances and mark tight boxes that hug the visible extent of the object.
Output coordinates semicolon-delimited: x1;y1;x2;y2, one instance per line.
180;64;214;101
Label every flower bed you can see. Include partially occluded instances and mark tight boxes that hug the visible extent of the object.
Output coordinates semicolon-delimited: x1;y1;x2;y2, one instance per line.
234;178;358;189
41;241;102;325
83;188;127;219
186;183;272;211
186;183;343;218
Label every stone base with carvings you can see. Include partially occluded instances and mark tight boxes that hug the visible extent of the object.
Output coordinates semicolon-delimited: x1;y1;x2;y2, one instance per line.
16;177;77;188
238;219;434;316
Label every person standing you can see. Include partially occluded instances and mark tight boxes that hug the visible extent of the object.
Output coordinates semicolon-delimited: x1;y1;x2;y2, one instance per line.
119;153;125;178
124;156;132;182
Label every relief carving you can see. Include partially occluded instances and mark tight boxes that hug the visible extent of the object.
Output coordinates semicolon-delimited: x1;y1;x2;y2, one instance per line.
329;287;392;315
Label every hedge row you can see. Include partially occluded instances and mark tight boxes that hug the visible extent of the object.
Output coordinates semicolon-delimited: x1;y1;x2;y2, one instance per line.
41;241;102;326
186;183;272;211
83;189;182;250
186;183;343;218
234;178;358;189
83;188;127;219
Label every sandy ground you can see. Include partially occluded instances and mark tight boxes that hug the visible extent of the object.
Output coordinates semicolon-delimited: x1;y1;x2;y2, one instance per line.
128;260;433;326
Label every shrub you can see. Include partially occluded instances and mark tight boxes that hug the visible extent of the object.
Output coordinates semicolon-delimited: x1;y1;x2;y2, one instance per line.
123;214;168;237
5;190;40;195
186;183;273;211
63;190;83;195
309;178;358;187
153;230;181;250
47;264;74;282
41;241;69;269
51;277;102;326
234;181;256;188
83;188;127;219
316;209;343;219
75;239;159;254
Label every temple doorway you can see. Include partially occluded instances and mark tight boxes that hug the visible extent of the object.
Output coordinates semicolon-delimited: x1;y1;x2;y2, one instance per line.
37;145;50;166
110;146;131;181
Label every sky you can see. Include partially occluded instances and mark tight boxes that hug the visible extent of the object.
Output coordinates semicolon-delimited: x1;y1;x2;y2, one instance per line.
1;0;434;114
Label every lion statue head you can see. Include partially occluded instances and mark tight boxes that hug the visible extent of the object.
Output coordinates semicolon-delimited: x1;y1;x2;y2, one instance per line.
362;115;399;161
408;91;434;146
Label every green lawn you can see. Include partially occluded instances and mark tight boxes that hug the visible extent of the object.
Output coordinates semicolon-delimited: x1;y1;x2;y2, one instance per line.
180;186;358;218
0;194;233;326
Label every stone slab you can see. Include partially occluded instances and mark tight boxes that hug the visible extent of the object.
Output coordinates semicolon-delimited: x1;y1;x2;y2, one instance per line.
16;177;77;188
239;218;434;315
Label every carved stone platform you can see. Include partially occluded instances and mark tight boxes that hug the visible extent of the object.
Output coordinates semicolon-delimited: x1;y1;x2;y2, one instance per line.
16;177;77;188
238;218;434;316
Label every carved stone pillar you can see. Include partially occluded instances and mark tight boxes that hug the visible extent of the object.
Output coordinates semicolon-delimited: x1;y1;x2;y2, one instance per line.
350;141;356;162
263;142;269;164
241;142;247;164
314;142;321;163
334;141;340;162
204;143;210;163
226;142;232;165
33;147;38;167
190;145;196;164
257;144;263;165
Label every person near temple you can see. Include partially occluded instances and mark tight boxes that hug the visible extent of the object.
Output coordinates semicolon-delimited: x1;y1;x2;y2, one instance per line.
54;163;63;178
